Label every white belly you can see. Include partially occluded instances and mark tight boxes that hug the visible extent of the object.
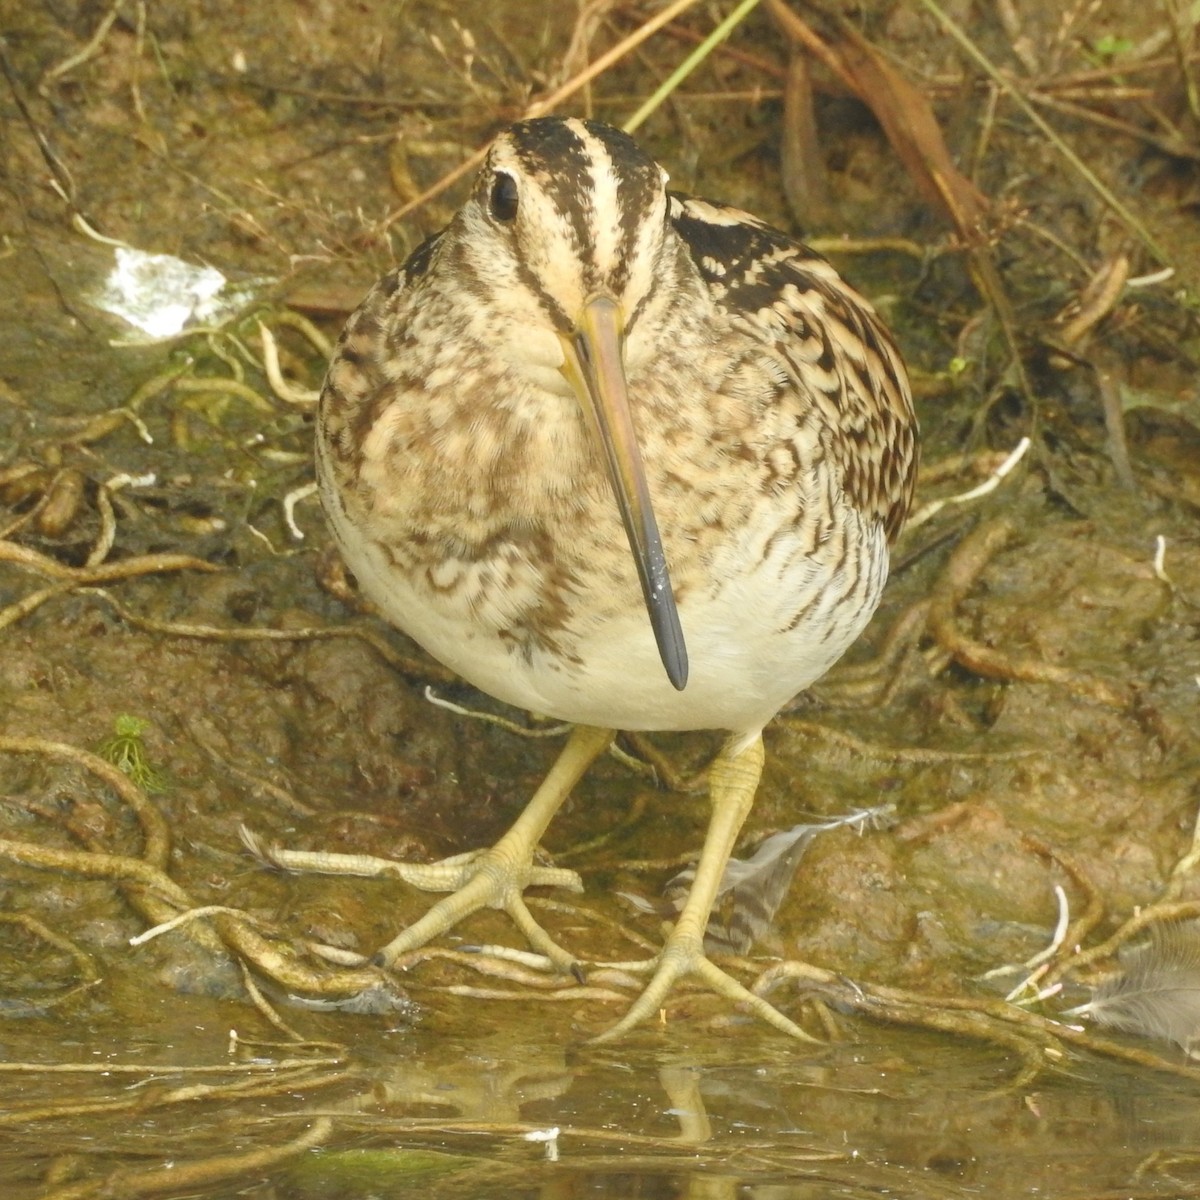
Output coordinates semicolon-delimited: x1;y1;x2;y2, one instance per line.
329;494;889;739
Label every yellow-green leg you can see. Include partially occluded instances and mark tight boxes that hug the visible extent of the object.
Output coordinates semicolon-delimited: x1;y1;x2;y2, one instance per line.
374;724;613;969
248;725;614;973
592;733;820;1043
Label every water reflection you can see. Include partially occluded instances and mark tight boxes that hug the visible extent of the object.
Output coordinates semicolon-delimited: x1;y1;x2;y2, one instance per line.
4;993;1200;1199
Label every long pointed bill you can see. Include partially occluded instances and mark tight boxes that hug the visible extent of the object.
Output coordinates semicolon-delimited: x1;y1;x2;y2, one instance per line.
561;295;688;691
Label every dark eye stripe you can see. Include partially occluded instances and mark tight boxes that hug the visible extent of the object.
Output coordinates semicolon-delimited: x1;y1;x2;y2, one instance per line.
512;120;594;268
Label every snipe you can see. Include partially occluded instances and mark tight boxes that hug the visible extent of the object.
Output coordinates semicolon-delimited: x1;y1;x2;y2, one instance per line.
303;116;917;1041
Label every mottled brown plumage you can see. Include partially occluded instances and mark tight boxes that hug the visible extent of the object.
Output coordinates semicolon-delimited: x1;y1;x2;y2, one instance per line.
309;116;918;1040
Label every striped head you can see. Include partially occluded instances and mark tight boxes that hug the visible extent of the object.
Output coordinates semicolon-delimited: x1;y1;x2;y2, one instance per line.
449;117;674;345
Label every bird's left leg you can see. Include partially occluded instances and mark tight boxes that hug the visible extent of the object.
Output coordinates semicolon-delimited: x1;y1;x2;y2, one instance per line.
591;732;819;1043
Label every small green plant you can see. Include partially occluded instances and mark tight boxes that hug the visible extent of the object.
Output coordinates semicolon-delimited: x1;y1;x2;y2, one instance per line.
1092;34;1133;59
97;715;169;794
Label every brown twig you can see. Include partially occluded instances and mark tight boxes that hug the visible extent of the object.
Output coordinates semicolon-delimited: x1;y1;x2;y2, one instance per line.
41;1117;335;1200
0;736;398;1002
754;961;1200;1084
926;518;1129;708
86;587;457;685
0;540;217;584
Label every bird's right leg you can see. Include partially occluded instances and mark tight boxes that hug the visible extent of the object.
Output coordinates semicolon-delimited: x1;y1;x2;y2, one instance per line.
244;724;614;973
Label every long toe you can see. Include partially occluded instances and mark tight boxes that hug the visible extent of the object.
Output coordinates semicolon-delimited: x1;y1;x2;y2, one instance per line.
373;850;583;972
589;933;821;1044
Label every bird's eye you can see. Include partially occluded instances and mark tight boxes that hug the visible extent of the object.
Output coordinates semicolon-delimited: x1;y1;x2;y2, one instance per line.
489;172;519;222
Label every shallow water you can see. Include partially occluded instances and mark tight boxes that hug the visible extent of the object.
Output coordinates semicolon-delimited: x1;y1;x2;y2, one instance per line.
4;985;1200;1200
